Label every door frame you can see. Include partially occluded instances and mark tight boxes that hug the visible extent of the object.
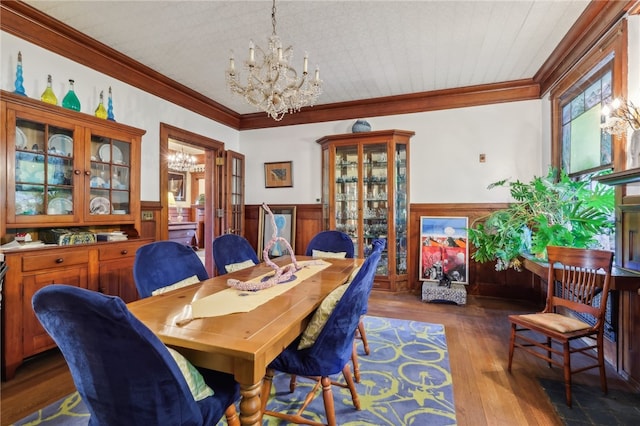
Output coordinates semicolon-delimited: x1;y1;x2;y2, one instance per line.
160;123;224;276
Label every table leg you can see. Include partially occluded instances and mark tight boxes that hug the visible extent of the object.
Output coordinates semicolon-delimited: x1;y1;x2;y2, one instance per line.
239;381;263;426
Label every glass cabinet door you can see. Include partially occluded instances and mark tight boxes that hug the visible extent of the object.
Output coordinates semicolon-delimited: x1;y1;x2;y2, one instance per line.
394;144;408;275
89;135;131;216
362;143;389;274
334;145;359;254
14;119;75;217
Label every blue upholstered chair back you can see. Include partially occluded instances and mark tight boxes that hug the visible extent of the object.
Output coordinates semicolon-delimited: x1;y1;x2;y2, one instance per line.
269;239;385;377
133;241;208;298
305;230;355;258
212;234;260;275
32;285;238;426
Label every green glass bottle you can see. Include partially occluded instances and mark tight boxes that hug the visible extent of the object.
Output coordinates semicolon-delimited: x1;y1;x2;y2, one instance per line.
40;74;58;105
62;79;81;111
95;90;107;119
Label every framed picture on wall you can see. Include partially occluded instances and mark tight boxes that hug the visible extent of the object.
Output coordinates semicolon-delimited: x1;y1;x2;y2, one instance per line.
419;216;469;284
258;206;297;260
264;161;293;188
168;172;186;201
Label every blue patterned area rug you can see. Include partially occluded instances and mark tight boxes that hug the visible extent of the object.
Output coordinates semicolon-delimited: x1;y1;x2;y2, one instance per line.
12;316;456;426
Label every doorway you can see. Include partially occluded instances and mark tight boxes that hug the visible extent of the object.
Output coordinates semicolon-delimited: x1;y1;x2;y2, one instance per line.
160;123;224;276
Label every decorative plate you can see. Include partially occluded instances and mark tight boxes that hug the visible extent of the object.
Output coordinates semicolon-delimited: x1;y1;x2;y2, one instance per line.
90;176;107;188
47;197;73;215
90;196;110;214
98;144;123;163
48;134;73;156
16;127;27;149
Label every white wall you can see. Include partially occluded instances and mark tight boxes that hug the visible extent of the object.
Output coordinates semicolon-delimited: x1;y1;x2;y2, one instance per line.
241;100;543;205
1;32;241;202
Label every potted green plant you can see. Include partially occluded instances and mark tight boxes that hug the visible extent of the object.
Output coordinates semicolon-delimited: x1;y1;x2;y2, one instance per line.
468;168;614;271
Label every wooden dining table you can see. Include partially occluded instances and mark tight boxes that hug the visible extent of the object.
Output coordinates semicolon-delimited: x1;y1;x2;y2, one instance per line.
127;255;362;426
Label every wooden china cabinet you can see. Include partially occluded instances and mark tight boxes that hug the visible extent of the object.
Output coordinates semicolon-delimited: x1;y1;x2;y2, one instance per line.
0;90;150;380
317;129;413;291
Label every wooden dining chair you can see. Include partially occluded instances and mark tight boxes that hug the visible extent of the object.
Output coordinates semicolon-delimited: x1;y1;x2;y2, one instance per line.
260;239;384;426
33;284;240;426
507;245;614;407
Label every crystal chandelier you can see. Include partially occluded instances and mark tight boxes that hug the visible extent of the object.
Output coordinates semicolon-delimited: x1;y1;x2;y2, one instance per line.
601;98;640;136
225;0;322;121
168;149;197;172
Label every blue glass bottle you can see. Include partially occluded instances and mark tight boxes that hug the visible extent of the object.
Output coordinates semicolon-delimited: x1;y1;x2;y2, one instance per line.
13;51;26;96
62;79;81;111
107;86;116;121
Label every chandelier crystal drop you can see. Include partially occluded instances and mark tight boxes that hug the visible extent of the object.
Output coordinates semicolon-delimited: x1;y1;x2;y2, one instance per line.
225;0;322;121
168;149;197;172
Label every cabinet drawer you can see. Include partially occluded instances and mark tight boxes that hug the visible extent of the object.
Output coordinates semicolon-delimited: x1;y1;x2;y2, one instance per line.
99;241;143;261
169;229;196;239
22;251;89;272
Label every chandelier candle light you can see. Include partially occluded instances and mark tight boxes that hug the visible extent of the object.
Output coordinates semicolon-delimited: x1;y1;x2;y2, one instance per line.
225;0;322;121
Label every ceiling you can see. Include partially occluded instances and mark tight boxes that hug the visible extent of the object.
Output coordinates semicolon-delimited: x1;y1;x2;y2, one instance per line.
21;0;592;117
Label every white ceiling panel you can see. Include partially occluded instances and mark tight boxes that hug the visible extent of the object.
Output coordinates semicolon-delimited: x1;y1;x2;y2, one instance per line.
22;0;591;115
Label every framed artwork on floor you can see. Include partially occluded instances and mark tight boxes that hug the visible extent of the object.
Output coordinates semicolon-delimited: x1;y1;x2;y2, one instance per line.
419;216;469;284
264;161;293;188
258;206;296;260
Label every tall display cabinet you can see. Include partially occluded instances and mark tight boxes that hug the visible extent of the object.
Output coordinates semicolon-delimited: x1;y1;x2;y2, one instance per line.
1;90;149;380
317;129;413;291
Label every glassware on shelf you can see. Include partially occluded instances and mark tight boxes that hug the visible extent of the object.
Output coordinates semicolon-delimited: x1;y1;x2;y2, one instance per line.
14;51;27;96
95;90;107;119
107;86;116;121
62;79;81;111
41;74;58;105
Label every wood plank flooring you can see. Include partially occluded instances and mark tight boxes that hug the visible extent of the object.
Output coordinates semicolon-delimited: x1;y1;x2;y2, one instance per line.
2;292;636;426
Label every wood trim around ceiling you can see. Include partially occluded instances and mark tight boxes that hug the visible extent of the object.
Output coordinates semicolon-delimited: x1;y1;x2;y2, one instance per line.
0;0;628;130
534;0;635;96
238;79;540;130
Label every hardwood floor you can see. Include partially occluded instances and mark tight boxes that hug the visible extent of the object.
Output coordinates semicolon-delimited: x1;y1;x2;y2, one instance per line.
1;292;636;425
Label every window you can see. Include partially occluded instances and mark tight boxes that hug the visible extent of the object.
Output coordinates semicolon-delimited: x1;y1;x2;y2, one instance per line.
560;65;613;175
551;20;627;177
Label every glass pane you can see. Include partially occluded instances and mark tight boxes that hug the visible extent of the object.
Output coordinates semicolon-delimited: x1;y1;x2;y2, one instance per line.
15;185;45;215
15;120;75;216
334;145;359;251
395;144;408;275
47;188;73;215
90;134;131;216
363;143;388;274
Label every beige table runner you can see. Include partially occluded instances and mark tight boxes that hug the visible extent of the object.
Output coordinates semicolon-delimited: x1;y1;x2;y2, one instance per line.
176;260;330;324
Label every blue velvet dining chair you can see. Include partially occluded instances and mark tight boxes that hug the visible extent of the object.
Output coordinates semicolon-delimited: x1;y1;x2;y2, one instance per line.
305;230;355;258
260;239;385;426
212;234;260;275
133;240;208;298
32;284;240;426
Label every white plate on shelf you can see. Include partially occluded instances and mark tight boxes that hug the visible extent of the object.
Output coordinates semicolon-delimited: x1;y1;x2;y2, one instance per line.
90;196;110;214
48;134;73;156
98;144;123;163
16;127;27;149
47;197;73;215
